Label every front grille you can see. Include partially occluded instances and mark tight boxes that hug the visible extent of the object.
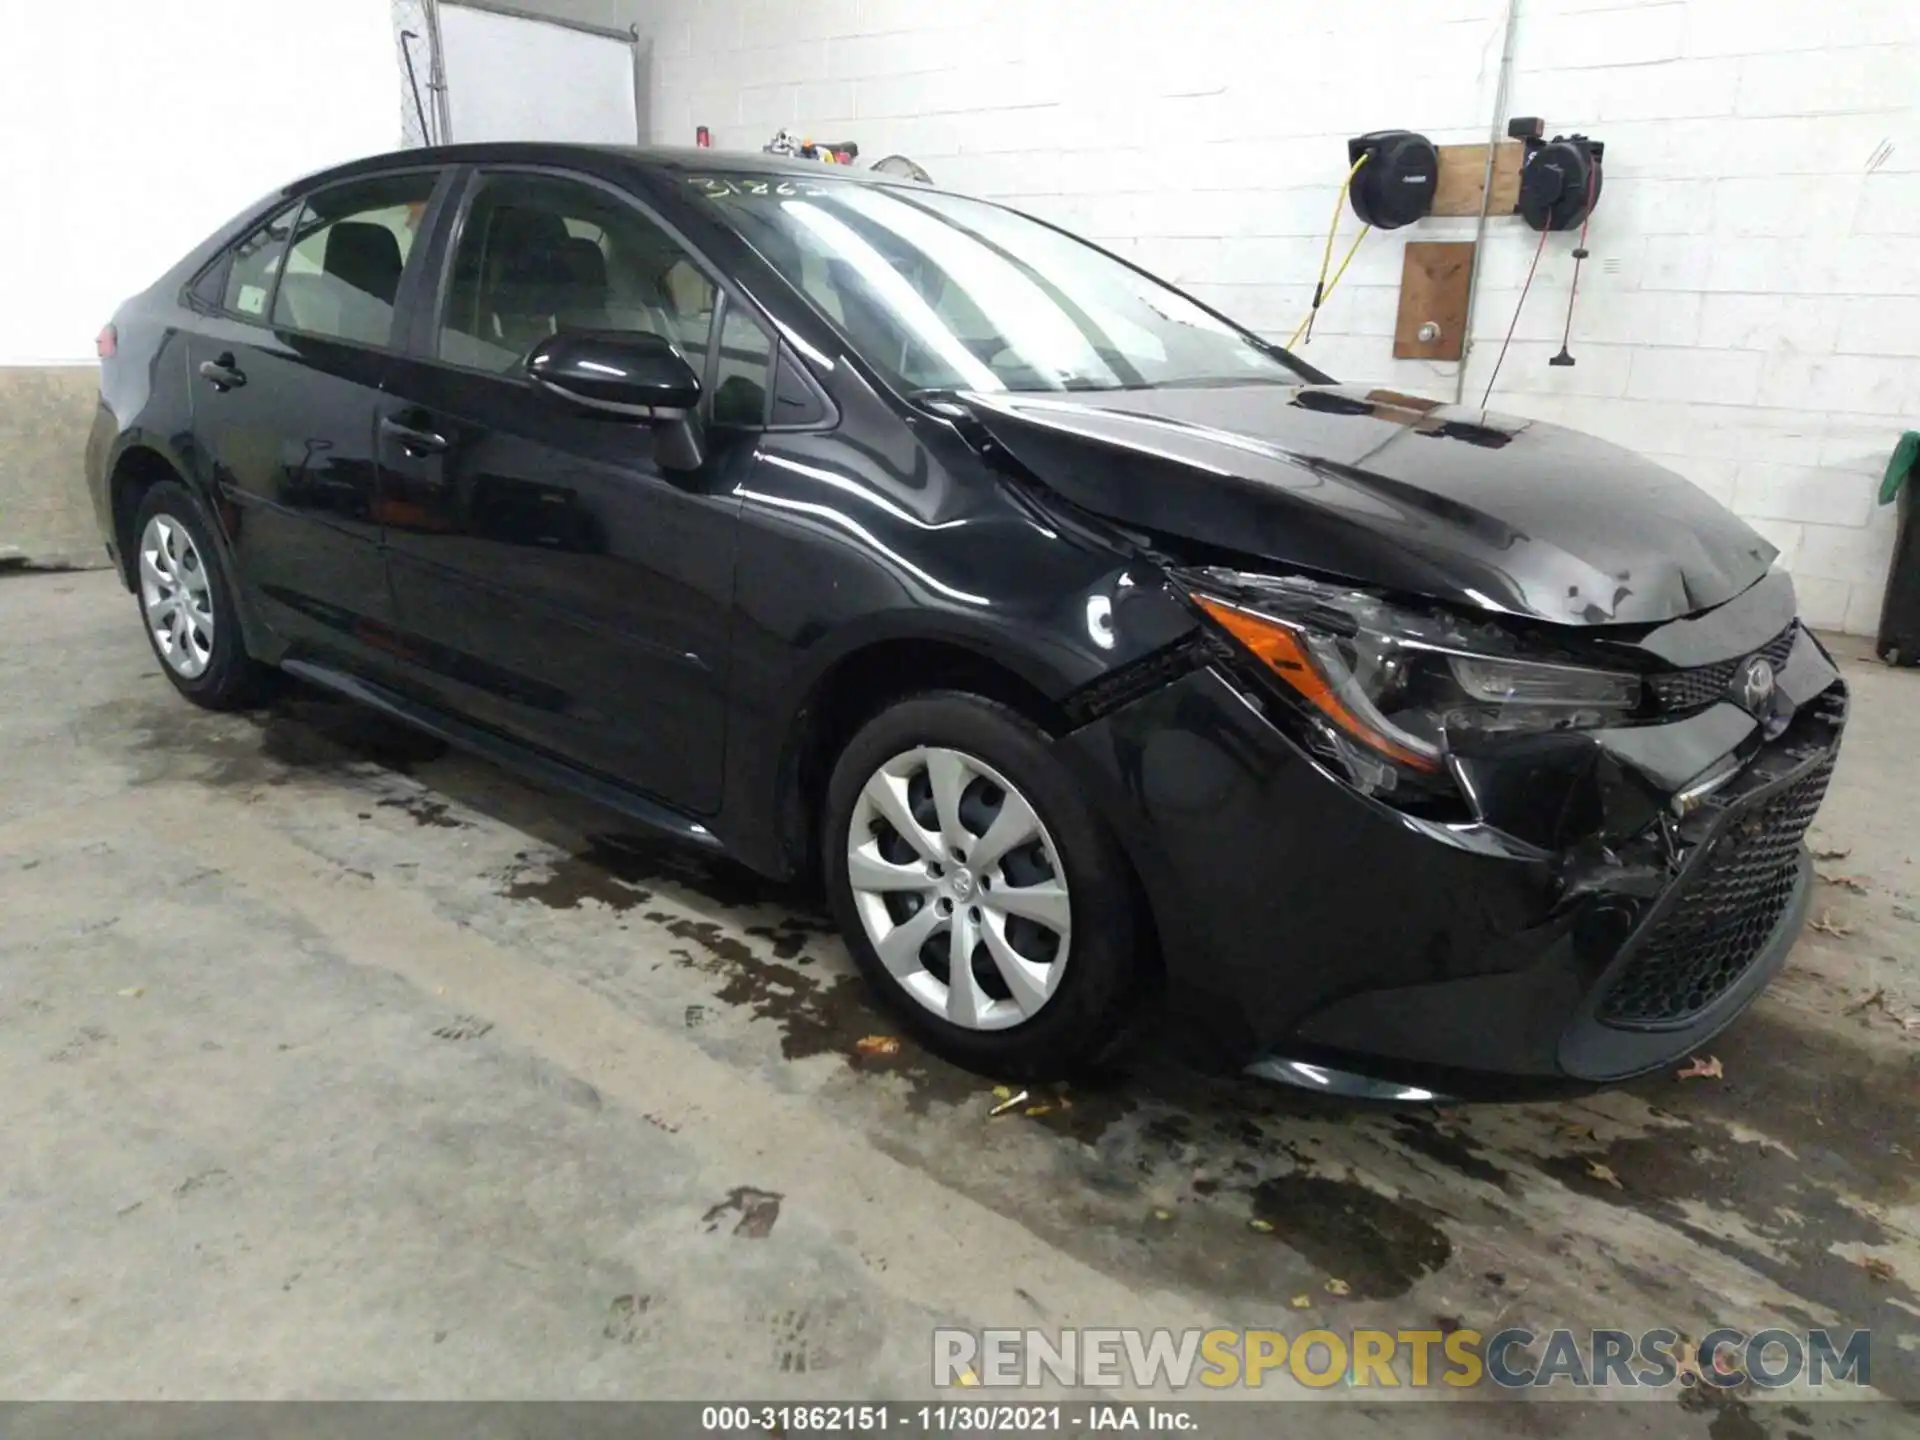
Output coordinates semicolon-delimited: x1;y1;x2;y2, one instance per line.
1647;625;1798;713
1598;756;1834;1027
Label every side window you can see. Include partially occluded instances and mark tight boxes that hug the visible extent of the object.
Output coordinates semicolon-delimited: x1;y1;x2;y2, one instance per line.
712;301;773;426
218;205;298;319
270;173;436;348
438;173;717;376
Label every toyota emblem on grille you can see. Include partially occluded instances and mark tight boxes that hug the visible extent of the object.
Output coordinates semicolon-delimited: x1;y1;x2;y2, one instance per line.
1734;655;1776;715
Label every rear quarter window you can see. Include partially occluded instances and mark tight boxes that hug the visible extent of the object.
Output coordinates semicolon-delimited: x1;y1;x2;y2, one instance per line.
221;205;298;319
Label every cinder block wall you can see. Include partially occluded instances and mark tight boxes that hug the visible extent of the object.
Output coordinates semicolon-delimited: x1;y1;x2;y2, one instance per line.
0;367;101;568
629;0;1918;634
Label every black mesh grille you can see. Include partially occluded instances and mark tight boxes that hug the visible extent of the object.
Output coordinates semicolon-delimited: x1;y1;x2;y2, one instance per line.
1647;625;1798;714
1598;757;1834;1028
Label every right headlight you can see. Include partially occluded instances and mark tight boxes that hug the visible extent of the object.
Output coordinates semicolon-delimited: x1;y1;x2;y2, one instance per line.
1185;571;1642;798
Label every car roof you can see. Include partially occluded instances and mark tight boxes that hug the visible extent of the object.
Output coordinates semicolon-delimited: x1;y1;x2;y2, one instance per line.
298;142;916;192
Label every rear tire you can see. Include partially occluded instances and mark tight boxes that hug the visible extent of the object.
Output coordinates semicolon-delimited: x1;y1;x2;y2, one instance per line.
131;481;273;710
823;691;1140;1079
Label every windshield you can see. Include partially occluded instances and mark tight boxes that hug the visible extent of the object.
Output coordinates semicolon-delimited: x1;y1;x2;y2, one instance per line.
692;176;1312;395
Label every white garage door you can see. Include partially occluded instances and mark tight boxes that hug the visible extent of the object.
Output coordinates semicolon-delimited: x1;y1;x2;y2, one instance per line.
439;3;640;144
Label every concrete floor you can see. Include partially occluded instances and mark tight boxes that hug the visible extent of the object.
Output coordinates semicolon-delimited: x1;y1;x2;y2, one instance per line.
2;569;1916;1433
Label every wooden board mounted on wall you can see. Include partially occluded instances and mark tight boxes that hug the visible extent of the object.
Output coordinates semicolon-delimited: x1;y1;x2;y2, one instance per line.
1394;241;1476;361
1430;141;1524;217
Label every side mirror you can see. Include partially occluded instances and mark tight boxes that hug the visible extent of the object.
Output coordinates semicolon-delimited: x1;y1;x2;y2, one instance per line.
525;331;702;419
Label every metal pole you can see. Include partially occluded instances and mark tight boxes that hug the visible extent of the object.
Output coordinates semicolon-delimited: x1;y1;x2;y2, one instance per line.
629;27;648;145
400;30;432;146
425;0;452;144
1455;0;1522;406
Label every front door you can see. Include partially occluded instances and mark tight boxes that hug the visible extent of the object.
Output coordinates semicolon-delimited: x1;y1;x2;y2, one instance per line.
377;169;767;815
187;170;444;673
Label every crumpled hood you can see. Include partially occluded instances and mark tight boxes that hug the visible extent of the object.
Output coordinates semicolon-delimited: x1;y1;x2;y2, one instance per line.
955;383;1776;626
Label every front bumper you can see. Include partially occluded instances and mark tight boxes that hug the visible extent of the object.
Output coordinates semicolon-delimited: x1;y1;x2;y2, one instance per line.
1059;626;1846;1089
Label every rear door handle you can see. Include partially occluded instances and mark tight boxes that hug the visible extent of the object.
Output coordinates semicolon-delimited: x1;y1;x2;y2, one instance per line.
379;415;449;457
197;355;246;391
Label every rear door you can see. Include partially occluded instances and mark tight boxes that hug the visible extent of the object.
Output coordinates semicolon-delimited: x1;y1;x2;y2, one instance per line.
375;167;764;814
185;169;447;672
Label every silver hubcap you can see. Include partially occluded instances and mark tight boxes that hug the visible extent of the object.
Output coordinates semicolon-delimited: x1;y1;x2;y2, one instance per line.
846;746;1071;1032
138;514;215;679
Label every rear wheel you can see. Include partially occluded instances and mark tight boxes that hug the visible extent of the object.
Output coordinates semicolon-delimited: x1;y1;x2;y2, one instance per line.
132;481;272;709
823;691;1141;1078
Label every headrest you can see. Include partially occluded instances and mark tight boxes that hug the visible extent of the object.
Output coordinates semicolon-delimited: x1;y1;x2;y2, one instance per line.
323;222;403;302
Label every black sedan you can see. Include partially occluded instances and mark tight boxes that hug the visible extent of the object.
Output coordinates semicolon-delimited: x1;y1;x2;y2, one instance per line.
86;143;1844;1096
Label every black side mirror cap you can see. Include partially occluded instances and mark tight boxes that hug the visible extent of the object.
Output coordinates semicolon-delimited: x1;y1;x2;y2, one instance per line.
525;330;703;419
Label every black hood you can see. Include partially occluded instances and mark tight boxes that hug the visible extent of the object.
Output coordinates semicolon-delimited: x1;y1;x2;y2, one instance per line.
955;383;1776;626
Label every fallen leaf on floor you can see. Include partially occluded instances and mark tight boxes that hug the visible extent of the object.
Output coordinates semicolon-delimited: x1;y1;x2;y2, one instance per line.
1023;1104;1053;1118
1325;1278;1351;1296
1675;1054;1724;1080
1248;1218;1274;1233
991;1085;1013;1100
1846;987;1887;1015
116;986;143;999
1809;843;1851;861
1673;1339;1702;1386
699;1186;783;1239
1811;911;1852;937
1290;1295;1312;1309
1817;871;1870;893
988;1089;1030;1117
854;1035;900;1057
1560;1123;1597;1142
1902;1016;1920;1034
1587;1161;1624;1189
1151;1209;1173;1222
1861;1256;1896;1282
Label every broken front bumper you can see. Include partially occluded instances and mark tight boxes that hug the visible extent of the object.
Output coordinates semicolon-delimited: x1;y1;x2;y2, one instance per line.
1058;625;1847;1090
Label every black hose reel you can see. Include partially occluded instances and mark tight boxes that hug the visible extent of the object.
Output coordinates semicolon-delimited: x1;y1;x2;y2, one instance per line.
1346;130;1440;230
1516;130;1604;231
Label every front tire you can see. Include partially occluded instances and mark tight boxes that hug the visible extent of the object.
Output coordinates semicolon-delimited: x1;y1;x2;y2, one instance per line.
131;481;272;710
823;691;1141;1079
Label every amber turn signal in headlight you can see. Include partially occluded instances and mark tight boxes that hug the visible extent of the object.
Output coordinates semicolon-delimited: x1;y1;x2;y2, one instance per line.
1194;595;1443;772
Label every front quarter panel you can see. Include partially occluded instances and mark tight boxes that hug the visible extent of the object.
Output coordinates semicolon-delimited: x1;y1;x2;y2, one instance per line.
717;364;1196;874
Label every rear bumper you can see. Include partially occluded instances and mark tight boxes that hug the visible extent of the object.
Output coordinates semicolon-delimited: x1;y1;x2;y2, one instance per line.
83;400;121;576
1058;631;1846;1089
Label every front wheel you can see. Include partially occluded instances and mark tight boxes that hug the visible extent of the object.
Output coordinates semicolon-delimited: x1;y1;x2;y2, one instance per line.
822;692;1142;1079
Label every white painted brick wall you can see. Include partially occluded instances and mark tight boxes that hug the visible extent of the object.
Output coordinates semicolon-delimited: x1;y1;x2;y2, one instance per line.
624;0;1920;634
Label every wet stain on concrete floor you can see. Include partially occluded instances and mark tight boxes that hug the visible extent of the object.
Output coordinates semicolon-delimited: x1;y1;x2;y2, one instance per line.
1246;1173;1454;1299
97;689;449;792
1535;1114;1920;1398
500;842;658;913
376;795;468;829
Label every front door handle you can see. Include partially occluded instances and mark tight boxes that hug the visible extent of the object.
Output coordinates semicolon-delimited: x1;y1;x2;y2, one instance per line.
197;355;246;391
379;415;449;457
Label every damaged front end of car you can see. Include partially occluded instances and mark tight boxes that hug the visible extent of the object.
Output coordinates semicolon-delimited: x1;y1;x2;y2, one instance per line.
932;383;1846;1090
1048;551;1847;1096
1170;561;1847;1091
